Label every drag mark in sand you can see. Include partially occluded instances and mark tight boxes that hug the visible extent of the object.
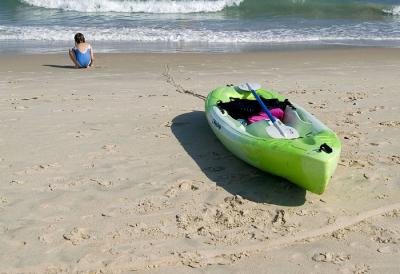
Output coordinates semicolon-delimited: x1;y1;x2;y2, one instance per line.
173;202;400;268
247;202;400;250
96;202;400;271
198;203;398;269
163;65;206;101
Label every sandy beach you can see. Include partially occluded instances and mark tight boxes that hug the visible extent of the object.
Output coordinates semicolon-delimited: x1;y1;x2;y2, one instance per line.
0;48;399;273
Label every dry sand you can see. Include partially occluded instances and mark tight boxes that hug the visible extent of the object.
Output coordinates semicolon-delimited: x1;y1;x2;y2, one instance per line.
0;48;399;273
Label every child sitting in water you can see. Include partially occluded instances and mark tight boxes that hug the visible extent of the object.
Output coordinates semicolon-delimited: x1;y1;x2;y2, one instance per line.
68;33;94;68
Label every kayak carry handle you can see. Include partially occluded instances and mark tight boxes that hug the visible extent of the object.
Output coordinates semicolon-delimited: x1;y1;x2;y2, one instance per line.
319;143;333;154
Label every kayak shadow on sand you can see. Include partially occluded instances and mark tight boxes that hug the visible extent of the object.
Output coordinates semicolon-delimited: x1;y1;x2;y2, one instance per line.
171;111;306;207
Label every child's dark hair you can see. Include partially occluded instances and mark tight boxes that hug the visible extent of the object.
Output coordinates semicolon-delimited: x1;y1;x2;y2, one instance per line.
74;33;85;44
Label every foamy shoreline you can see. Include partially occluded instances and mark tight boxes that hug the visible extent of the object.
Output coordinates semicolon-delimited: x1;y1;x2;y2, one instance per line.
3;40;400;56
1;49;399;273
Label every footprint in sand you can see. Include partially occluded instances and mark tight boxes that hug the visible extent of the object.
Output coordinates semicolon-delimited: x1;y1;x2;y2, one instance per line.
126;222;174;240
50;177;114;191
133;197;171;214
164;179;202;198
9;180;24;185
272;209;287;226
387;155;400;165
173;251;205;268
343;117;360;127
368;106;385;112
352;264;371;274
375;193;389;200
155;133;170;138
14;105;28;110
311;252;351;264
311;102;328;110
86;145;119;161
38;225;61;244
339;158;369;168
331;229;347;240
173;250;249;268
20;97;38;101
377;246;398;254
345;110;363;117
68;130;90;138
379;121;400;127
0;196;8;207
341;91;367;103
89;178;113;188
163;121;172;128
176;195;285;244
102;144;118;153
63;227;93;245
341;131;361;144
295;209;318;217
373;230;398;244
16;163;61;175
369;142;380;146
383;209;400;218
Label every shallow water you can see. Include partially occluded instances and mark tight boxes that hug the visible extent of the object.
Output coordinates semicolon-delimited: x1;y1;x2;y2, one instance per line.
1;0;400;53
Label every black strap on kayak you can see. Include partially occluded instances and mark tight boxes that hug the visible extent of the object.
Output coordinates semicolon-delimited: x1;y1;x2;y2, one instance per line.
217;98;259;119
217;97;295;120
282;98;296;110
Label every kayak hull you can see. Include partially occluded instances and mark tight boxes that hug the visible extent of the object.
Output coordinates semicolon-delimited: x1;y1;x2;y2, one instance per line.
205;86;341;194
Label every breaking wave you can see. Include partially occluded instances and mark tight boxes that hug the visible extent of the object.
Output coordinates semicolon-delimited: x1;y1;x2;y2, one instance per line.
16;0;400;17
20;0;244;13
1;24;399;43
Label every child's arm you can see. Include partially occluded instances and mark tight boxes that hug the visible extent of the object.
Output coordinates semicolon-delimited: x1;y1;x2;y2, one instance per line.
68;48;80;68
89;45;95;67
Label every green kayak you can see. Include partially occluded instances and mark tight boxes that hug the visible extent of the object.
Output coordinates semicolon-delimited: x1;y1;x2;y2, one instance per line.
205;85;341;194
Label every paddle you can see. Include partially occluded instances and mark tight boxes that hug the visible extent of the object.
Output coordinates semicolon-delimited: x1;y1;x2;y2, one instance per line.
244;83;299;139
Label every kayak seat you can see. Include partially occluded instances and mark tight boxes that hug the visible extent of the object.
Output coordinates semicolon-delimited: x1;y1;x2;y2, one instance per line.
245;120;272;138
283;107;313;137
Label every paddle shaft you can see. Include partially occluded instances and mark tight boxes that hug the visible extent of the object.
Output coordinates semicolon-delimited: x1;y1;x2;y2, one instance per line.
246;83;276;123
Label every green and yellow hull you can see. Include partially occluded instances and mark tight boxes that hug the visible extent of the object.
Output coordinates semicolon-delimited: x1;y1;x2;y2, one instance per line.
205;86;341;194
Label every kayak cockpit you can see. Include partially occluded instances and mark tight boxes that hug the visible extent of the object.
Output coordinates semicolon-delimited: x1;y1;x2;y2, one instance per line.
216;97;320;139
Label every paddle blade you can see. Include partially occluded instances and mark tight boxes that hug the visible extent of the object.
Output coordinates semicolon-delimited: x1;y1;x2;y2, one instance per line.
265;119;300;139
238;83;261;92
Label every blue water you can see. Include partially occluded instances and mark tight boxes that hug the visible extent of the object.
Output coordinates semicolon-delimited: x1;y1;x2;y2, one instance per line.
1;0;400;53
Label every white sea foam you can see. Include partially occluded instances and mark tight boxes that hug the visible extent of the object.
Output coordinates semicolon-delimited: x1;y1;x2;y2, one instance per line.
20;0;244;13
383;5;400;16
1;24;400;44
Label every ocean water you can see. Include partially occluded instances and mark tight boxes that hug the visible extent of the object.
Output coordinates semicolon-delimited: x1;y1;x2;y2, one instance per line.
0;0;400;53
